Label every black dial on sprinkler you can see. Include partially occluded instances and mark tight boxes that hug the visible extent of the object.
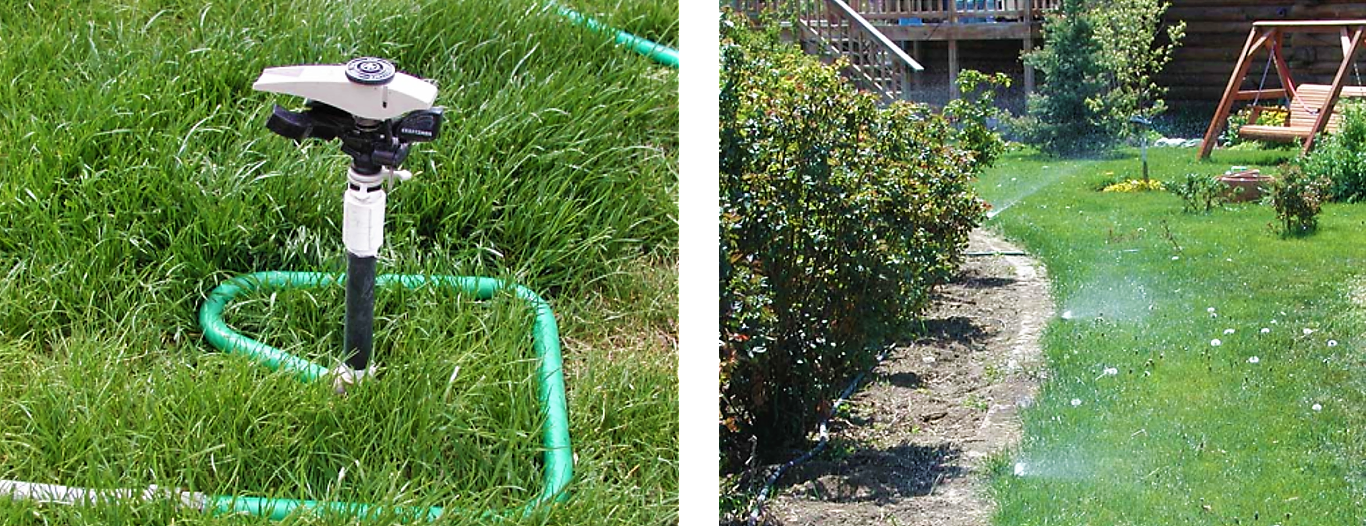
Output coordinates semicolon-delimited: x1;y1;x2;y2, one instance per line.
345;57;396;85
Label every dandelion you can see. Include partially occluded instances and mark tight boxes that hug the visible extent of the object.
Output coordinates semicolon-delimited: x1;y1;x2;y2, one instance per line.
1248;356;1260;364
1312;403;1323;411
1260;328;1270;334
1070;398;1082;407
1328;340;1338;347
1207;307;1216;313
1303;328;1314;335
1211;339;1222;346
1224;328;1235;335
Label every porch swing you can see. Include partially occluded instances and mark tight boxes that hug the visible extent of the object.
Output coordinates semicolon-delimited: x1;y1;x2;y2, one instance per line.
1198;20;1366;159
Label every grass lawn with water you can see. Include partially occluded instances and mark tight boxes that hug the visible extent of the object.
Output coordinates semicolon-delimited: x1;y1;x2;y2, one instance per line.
980;145;1366;524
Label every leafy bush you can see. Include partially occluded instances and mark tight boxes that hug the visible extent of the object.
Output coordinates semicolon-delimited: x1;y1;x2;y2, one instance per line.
1170;173;1229;213
719;13;986;467
1269;164;1330;234
1301;101;1366;202
1016;0;1184;156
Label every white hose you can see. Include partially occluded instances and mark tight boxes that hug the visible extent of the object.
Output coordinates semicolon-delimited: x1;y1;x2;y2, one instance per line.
0;480;206;510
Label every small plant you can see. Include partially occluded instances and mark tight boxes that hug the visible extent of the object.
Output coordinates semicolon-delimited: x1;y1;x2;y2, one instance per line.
1102;179;1166;192
1170;173;1229;213
1268;164;1330;234
945;69;1012;169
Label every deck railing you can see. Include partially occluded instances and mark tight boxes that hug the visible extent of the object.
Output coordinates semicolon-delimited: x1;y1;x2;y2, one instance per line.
842;0;1060;23
734;0;925;101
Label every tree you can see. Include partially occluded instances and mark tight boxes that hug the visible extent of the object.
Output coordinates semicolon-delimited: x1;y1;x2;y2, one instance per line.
1017;0;1185;156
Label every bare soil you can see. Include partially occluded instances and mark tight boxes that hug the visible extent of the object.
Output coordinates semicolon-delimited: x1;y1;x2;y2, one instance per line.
763;229;1053;526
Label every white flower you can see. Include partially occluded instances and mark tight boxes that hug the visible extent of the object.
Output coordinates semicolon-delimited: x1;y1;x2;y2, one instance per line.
1271;319;1278;324
1328;340;1338;347
1304;328;1314;335
1070;398;1082;407
1172;255;1180;261
1211;339;1222;346
1260;328;1270;334
1312;403;1323;411
1014;462;1026;476
1207;307;1216;313
1224;328;1235;335
1061;310;1074;320
1248;356;1260;364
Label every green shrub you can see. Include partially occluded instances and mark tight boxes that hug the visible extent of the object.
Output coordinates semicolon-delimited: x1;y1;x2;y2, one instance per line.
1301;101;1366;202
1170;173;1229;213
1269;164;1329;234
1016;0;1184;156
719;13;985;467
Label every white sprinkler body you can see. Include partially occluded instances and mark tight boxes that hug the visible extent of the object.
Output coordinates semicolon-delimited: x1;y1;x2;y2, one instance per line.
252;65;437;121
343;167;412;258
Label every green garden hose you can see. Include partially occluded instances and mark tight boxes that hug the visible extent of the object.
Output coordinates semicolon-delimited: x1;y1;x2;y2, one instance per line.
547;1;680;68
195;271;573;520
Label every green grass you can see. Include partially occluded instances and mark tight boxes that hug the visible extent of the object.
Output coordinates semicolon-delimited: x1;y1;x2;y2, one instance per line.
0;0;676;524
981;146;1366;524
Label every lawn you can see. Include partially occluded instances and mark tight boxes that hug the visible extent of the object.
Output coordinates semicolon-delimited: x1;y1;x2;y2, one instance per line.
980;145;1366;524
0;0;676;524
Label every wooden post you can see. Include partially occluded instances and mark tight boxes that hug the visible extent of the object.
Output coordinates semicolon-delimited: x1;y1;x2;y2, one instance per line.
949;0;960;99
1198;26;1270;160
1023;0;1035;94
913;40;924;92
1303;25;1365;155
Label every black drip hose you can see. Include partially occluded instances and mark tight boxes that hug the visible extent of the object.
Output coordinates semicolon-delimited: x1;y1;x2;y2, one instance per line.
745;345;893;526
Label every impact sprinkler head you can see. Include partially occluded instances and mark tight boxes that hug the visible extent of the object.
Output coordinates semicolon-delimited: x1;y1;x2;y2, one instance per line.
253;57;445;175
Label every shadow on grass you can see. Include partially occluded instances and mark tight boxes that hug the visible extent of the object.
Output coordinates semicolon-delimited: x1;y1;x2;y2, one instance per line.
782;443;966;504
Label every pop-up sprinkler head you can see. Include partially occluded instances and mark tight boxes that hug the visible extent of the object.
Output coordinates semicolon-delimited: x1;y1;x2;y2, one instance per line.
1130;115;1153;183
253;57;443;390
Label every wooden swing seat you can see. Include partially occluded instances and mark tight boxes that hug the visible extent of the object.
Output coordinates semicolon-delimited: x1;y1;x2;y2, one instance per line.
1198;20;1366;159
1238;84;1366;141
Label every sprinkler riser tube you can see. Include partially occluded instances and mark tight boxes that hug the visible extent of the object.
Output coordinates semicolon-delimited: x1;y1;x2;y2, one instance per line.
342;167;387;371
344;253;377;370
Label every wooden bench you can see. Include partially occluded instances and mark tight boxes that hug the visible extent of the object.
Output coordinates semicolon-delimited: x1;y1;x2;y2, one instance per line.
1239;84;1366;141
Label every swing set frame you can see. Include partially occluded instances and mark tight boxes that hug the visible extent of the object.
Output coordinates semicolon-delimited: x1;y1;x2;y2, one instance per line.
1198;20;1366;160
